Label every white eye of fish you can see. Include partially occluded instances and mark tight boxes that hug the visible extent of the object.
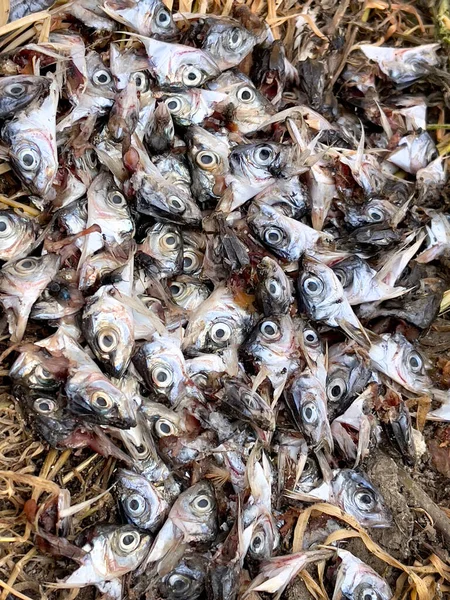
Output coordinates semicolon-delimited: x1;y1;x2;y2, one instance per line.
326;377;346;401
161;232;181;250
408;351;423;372
17;147;40;171
354;489;376;511
0;215;12;237
35;365;52;381
266;278;281;298
196;150;219;170
303;275;324;296
156;7;172;27
155;418;176;437
368;207;384;222
243;392;258;410
108;191;126;207
264;226;284;247
356;588;379;600
182;66;204;87
14;257;38;274
254;145;273;165
151;365;174;388
118;530;140;553
192;494;213;513
237;86;256;103
192;372;208;387
165;97;183;114
168;574;191;594
302;401;318;424
93;69;112;86
134;442;149;457
6;83;25;97
91;391;112;410
170;282;185;298
183;250;200;273
250;531;265;553
33;398;56;414
210;322;232;344
333;269;347;287
97;329;119;353
85;148;97;169
131;71;148;92
259;320;280;340
125;493;146;516
228;28;244;50
168;195;186;213
303;329;319;345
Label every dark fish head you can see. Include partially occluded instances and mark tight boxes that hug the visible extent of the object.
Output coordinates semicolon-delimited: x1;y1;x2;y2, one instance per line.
256;256;293;315
0;75;50;118
158;554;207;600
222;378;275;430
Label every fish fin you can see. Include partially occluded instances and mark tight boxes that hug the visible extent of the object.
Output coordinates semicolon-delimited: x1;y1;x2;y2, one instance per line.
416;245;445;264
337;318;371;349
376;230;425;286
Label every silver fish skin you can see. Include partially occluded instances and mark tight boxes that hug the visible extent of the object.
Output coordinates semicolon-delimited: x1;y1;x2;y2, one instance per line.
9;348;63;391
248;202;330;261
368;332;431;394
181;230;206;277
153;154;191;196
169;276;211;312
333;549;393;600
182;285;254;356
416;211;450;263
109;43;151;90
103;0;177;39
138;222;183;279
341;198;398;229
146;480;217;564
296;453;322;493
2;78;58;196
62;525;152;587
157;554;207;600
136;36;221;88
194;16;257;70
253;176;309;219
332;469;392;528
186;350;238;391
0;210;39;262
256;256;293;315
0;254;60;342
161;89;227;127
298;321;325;372
221;378;275;431
285;368;333;452
9;0;53;21
387;131;437;175
229;142;291;195
115;468;169;533
0;75;50;118
185;125;229;205
56;200;87;241
64;0;115;30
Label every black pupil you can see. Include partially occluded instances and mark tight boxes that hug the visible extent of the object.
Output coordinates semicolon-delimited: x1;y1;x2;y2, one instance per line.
156;370;168;382
166;236;176;246
359;493;373;505
10;86;23;95
160;421;171;433
21;260;33;269
39;401;51;412
215;327;226;339
123;534;135;546
187;71;198;81
364;593;374;600
97;73;108;83
201;154;213;165
331;385;341;398
112;194;123;204
96;396;108;407
269;283;277;294
253;536;262;548
259;148;270;160
173;578;187;591
168;100;178;110
306;334;315;342
159;11;169;22
410;356;419;368
241;89;252;100
171;198;182;208
135;76;142;86
264;323;276;336
184;256;193;268
305;406;313;419
102;334;114;347
232;31;240;43
0;221;7;232
136;444;145;454
197;498;208;508
22;153;34;167
268;230;280;242
371;211;382;221
307;280;318;292
171;284;181;295
129;498;140;511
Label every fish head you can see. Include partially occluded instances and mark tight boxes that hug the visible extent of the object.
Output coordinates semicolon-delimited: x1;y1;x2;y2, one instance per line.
0;75;50;119
247;513;279;560
336;549;392;600
106;525;152;573
256;256;293;315
158;554;207;600
139;223;184;278
86;51;116;98
104;0;177;39
169;277;211;311
172;480;217;540
19;390;76;447
10;349;63;391
0;210;38;262
200;18;257;70
153;154;190;194
222;378;275;430
230;142;289;182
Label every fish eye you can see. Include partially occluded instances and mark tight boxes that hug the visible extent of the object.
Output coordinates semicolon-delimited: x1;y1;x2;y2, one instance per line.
228;28;244;49
154;418;176;437
97;328;119;353
117;530;140;553
368;207;384;222
302;275;324;296
91;391;112;410
165;97;183;114
254;145;273;165
264;226;284;247
333;269;347;286
161;231;181;250
243;392;258;410
408;351;423;372
108;191;126;207
168;195;186;213
196;150;219;170
326;377;346;401
354;489;376;511
170;282;185;298
237;86;256;103
156;7;172;27
0;215;12;237
93;69;112;86
182;66;204;87
266;278;281;297
14;257;38;274
35;365;53;381
356;587;379;600
131;71;149;92
303;329;319;345
210;321;232;344
250;531;265;553
192;372;209;388
168;574;191;594
85;148;97;169
125;493;146;516
134;442;149;457
302;401;318;424
151;365;174;388
17;147;40;171
183;250;201;273
259;319;280;340
5;83;25;97
192;493;213;513
33;398;56;414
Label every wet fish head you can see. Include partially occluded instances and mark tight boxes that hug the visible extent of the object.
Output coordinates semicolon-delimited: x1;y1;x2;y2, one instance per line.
230;142;289;182
336;549;393;600
343;199;396;229
169;277;211;311
256;256;293;315
296;454;322;493
71;147;100;187
253;177;309;219
86;51;116;99
157;554;207;600
92;525;152;578
9;349;64;391
332;470;392;528
222;378;274;430
153;154;191;196
244;315;295;365
162;89;226;126
299;321;324;366
115;468;168;532
199;17;257;70
171;480;217;542
145;102;175;155
247;513;279;561
104;0;177;39
0;210;38;262
250;40;286;103
326;349;372;420
88;171;134;242
109;43;151;90
138;222;183;278
0;75;50;119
